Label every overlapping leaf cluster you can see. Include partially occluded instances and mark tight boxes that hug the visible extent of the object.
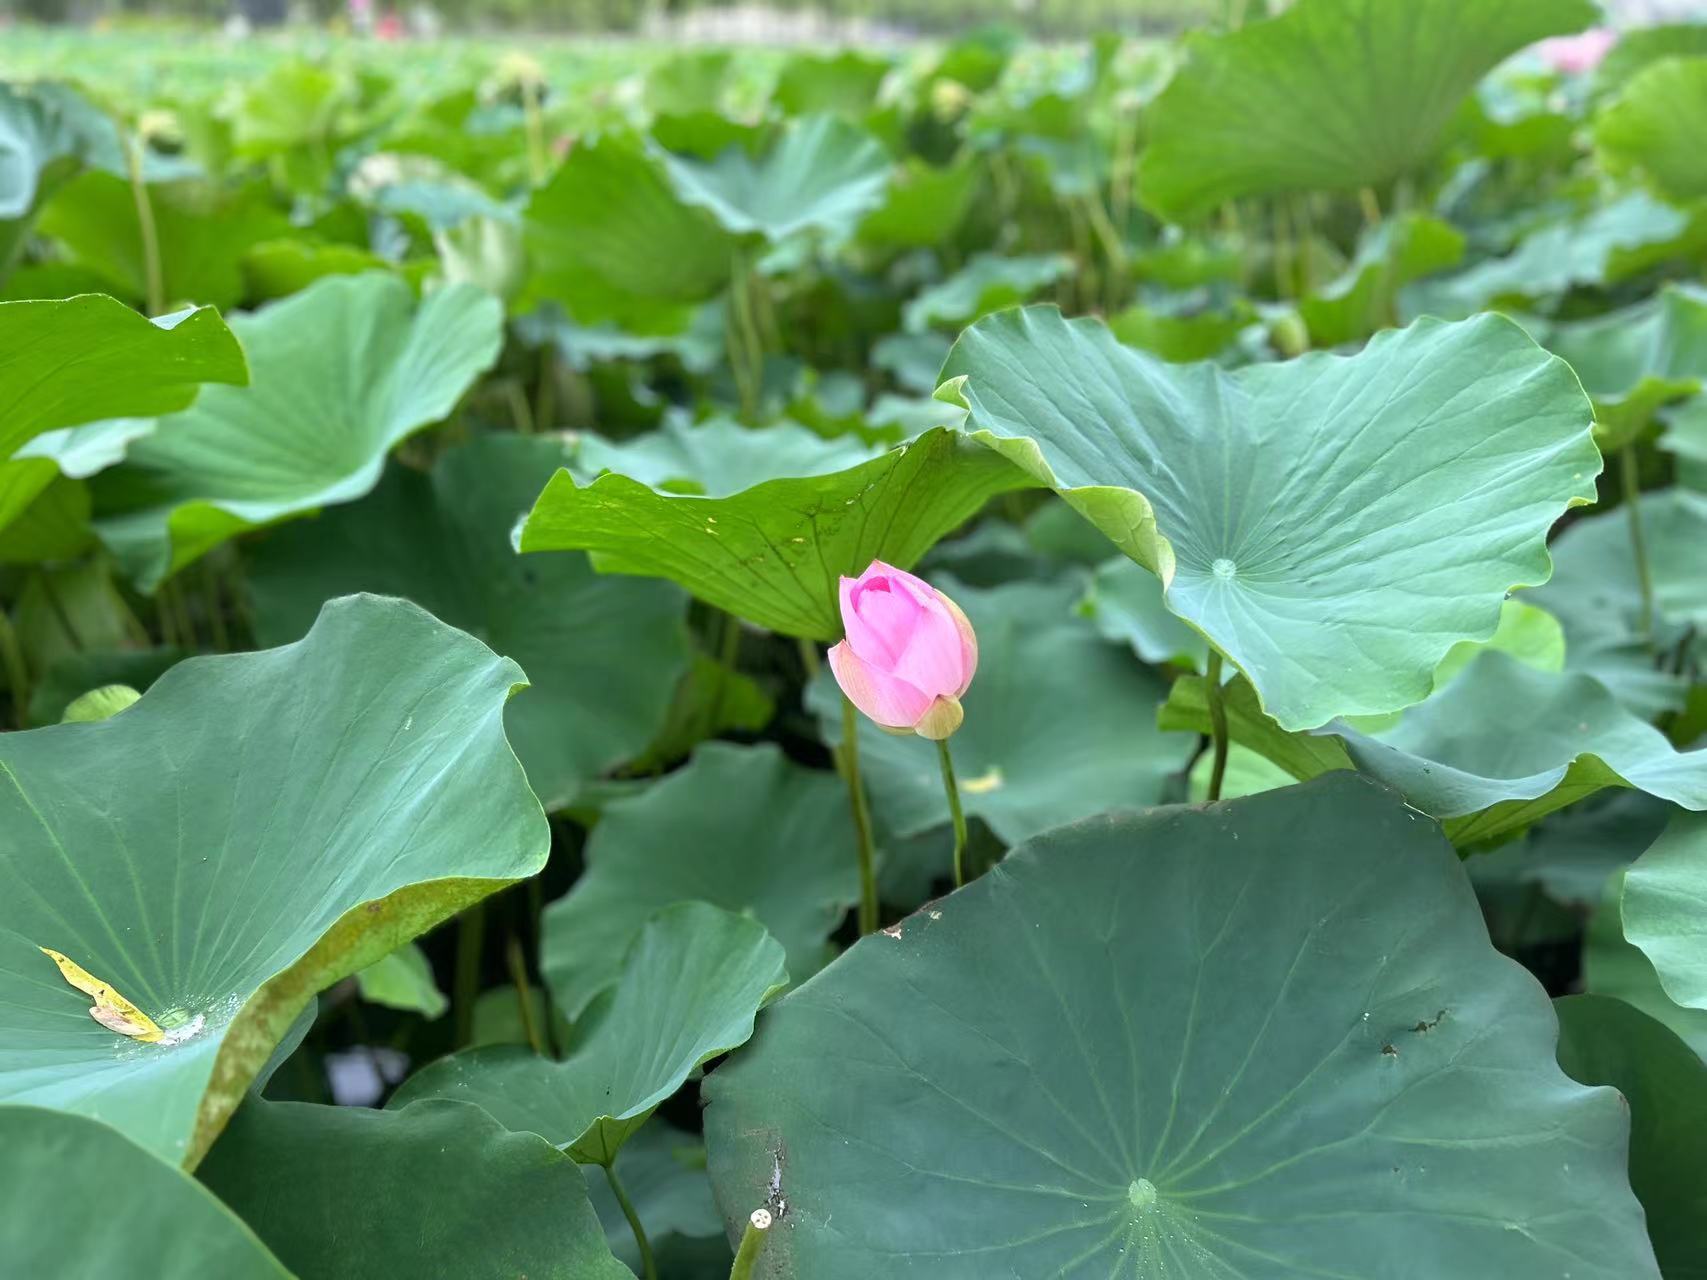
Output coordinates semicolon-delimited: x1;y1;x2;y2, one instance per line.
2;6;1706;1277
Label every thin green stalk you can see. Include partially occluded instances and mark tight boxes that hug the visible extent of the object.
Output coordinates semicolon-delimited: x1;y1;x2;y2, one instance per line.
0;608;30;729
840;695;880;936
452;900;485;1049
729;1209;773;1280
504;936;543;1056
937;738;968;889
710;610;743;731
506;379;536;434
603;1164;657;1280
534;344;556;433
728;254;766;422
797;636;822;683
1358;186;1382;230
202;560;230;652
1204;651;1230;803
35;572;84;652
1621;445;1656;646
124;131;164;316
522;79;549;188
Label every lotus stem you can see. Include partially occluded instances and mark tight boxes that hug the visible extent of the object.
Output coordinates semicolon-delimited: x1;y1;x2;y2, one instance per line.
0;607;29;729
503;936;542;1056
1204;651;1230;803
1621;445;1656;646
452;900;485;1048
729;1208;773;1280
603;1163;657;1280
840;694;880;935
123;130;164;317
522;78;548;188
937;738;969;889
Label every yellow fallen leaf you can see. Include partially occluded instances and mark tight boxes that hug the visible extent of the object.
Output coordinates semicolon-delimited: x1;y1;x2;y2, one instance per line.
39;947;164;1043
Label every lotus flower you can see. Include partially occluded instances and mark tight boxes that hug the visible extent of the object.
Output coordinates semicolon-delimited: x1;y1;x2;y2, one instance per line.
1535;28;1617;76
828;561;977;740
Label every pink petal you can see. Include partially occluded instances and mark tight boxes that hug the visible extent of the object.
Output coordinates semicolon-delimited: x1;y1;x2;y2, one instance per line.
940;592;979;697
839;570;924;667
888;589;971;699
828;640;932;729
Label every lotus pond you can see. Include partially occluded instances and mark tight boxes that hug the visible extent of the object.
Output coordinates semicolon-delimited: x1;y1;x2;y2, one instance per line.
2;6;1707;1278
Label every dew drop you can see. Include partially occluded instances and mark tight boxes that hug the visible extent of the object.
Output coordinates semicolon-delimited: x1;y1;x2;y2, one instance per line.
1128;1178;1159;1210
1211;557;1236;581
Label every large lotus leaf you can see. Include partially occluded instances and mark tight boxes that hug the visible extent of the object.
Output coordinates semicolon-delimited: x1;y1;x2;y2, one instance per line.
902;252;1072;333
1528;488;1707;713
1082;555;1210;669
91;272;502;590
543;743;855;1019
0;81;121;276
1587;871;1707;1062
0;1107;287;1277
856;154;978;250
0;297;245;461
199;1099;628;1279
1321;652;1707;844
1596;56;1707;202
1137;0;1595;221
810;577;1193;847
247;436;691;811
37;172;291;311
771;50;891;117
703;773;1656;1278
1531;284;1707;447
1624;811;1707;1015
1556;995;1707;1275
658;115;890;246
1416;193;1694;316
570;413;879;495
0;594;547;1166
392;903;785;1165
523;133;737;322
518;425;1031;640
1297;212;1465;348
938;306;1598;730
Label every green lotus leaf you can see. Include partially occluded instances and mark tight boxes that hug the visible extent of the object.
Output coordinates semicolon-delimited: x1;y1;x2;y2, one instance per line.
902;252;1072;333
1137;0;1595;221
198;1099;628;1279
857;154;978;249
25;644;184;726
585;1122;723;1272
771;50;891;117
1158;669;1355;785
811;576;1193;847
704;773;1656;1279
542;743;856;1019
1531;283;1707;449
1555;995;1707;1274
0;1107;288;1277
518;425;1030;640
392;902;785;1165
1624;811;1707;1016
247;435;691;811
523;133;737;323
1594;23;1707;96
570;413;879;495
0;81;121;277
91;272;502;590
0;297;245;461
1596;56;1707;202
1081;555;1208;669
658;114;891;246
356;942;447;1019
1297;212;1465;348
37;173;291;311
1324;653;1707;844
0;594;547;1166
1415;193;1694;315
938;306;1599;730
1585;870;1707;1061
1527;487;1707;714
1106;302;1254;364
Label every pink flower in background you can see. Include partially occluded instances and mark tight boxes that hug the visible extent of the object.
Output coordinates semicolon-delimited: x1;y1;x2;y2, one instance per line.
1536;28;1617;76
828;562;977;740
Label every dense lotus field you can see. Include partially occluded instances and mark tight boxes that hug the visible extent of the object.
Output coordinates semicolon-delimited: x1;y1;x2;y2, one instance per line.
4;3;1707;1276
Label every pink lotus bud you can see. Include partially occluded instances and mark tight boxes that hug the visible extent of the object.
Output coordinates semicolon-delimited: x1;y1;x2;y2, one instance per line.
1535;28;1617;76
827;561;977;740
